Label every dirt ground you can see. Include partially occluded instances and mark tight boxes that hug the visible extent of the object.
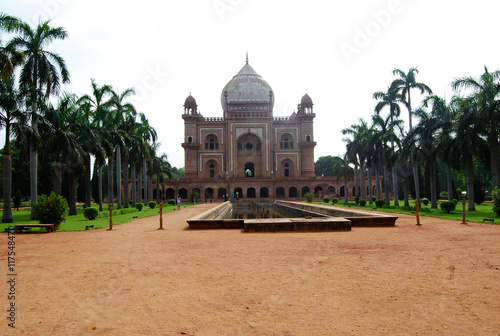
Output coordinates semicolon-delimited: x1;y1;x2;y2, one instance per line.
1;202;499;336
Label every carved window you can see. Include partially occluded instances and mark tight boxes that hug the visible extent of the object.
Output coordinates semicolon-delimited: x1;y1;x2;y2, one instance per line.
280;134;294;149
204;134;219;150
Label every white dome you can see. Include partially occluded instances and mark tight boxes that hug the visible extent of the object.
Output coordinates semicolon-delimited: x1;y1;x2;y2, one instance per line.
221;58;274;109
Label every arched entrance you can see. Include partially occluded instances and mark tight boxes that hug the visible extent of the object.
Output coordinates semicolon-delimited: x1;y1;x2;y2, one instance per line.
260;187;269;198
247;187;256;198
276;187;285;198
244;162;255;177
234;187;243;199
301;186;310;196
289;186;298;198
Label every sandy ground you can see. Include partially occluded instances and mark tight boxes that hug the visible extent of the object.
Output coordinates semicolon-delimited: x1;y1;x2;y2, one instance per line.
1;202;499;336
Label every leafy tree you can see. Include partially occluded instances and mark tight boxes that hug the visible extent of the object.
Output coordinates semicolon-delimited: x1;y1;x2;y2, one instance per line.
314;155;341;177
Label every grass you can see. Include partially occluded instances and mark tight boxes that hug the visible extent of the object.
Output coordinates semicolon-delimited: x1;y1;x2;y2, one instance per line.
0;202;195;233
312;199;500;224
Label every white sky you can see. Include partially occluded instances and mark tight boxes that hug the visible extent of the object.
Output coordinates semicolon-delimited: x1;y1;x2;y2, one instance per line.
2;0;499;168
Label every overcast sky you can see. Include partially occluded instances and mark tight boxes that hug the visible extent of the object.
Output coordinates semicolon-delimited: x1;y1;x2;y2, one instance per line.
3;0;499;168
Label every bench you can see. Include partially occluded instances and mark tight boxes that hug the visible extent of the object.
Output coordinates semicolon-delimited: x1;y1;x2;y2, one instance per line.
85;224;94;230
483;218;495;223
14;224;55;233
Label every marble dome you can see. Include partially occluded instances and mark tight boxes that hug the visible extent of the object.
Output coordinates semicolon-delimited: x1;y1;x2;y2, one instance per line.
221;57;274;109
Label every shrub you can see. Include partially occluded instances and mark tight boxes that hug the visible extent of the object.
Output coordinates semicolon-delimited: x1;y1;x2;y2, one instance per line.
372;196;377;202
190;191;200;203
304;192;314;202
148;201;157;209
440;201;456;213
167;199;176;206
421;198;429;206
374;199;385;208
331;198;339;204
32;192;68;230
323;197;330;203
358;199;367;206
440;191;449;199
83;207;99;220
135;202;144;211
492;187;500;217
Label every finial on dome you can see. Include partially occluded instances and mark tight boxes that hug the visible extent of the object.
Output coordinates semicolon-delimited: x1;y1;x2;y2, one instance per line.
246;52;249;64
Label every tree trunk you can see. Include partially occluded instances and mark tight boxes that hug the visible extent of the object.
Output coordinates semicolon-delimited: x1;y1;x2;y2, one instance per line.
68;169;77;215
446;163;453;201
343;172;348;203
98;165;103;212
403;172;410;207
131;163;136;205
108;157;114;206
149;170;153;202
412;148;421;203
156;178;161;204
360;161;366;200
392;165;399;206
489;127;500;189
123;160;129;208
137;164;142;204
375;164;382;200
85;155;92;208
367;165;373;204
29;146;37;220
53;162;62;195
354;163;359;200
384;165;391;205
465;152;475;211
143;159;148;204
2;154;13;223
429;155;438;209
115;145;122;209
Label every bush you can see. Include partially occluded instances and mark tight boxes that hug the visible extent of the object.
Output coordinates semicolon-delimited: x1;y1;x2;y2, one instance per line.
372;196;377;202
304;192;314;202
167;199;176;206
148;201;157;209
492;187;500;217
440;201;457;213
421;198;429;206
32;192;68;230
358;199;367;206
190;190;200;203
374;199;385;208
331;198;339;204
440;191;448;199
83;207;99;220
323;197;330;203
135;202;144;211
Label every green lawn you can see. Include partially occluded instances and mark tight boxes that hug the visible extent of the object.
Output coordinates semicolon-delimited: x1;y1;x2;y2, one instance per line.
312;199;500;224
0;202;195;233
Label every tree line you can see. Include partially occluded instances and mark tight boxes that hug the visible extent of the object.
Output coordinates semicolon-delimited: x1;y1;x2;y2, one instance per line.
316;66;500;211
0;13;174;223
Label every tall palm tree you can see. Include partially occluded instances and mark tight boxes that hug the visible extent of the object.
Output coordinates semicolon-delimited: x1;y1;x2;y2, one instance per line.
374;86;403;205
78;79;114;211
452;66;500;189
450;96;488;210
333;154;354;203
370;113;402;204
8;19;69;219
136;113;157;204
0;77;27;222
110;87;136;209
391;67;432;204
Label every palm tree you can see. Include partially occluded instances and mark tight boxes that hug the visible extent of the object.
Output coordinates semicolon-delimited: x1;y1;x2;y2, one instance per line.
8;19;69;219
136;113;157;204
374;86;403;206
342;118;370;201
450;96;488;210
391;67;432;204
78;79;114;211
110;87;136;209
333;154;354;203
370;113;402;204
452;66;500;189
0;77;27;222
0;13;23;81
